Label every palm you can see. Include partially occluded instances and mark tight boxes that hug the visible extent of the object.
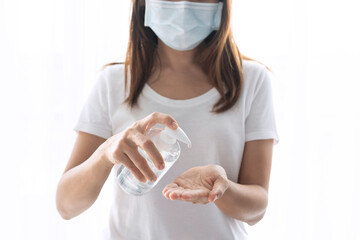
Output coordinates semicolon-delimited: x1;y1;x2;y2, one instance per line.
162;165;229;204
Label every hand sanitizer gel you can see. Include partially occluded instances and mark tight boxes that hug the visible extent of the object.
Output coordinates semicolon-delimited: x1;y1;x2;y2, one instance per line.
117;123;192;196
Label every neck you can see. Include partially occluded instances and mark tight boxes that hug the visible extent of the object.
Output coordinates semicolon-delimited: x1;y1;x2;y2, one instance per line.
154;39;199;71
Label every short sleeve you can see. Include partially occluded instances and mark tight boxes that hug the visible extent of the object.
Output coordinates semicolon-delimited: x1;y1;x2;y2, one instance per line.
245;67;280;145
73;70;113;139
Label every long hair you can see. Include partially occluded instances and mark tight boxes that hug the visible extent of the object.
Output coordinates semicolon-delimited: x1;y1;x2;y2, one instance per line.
102;0;271;114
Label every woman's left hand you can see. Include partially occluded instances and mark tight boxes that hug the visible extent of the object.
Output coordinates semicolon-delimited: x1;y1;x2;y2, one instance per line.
162;164;230;204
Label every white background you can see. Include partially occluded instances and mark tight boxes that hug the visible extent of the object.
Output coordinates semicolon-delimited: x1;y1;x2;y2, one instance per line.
0;0;359;239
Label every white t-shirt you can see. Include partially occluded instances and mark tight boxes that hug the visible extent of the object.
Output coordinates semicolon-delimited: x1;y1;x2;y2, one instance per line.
73;59;280;240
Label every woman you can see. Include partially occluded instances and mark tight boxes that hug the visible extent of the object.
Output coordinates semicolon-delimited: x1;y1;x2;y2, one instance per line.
56;0;280;239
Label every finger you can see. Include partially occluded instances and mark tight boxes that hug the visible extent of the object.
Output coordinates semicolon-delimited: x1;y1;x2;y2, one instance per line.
169;188;185;200
164;186;182;199
120;154;146;183
208;177;229;202
126;133;161;181
179;189;194;200
126;144;157;182
162;190;171;199
182;191;209;205
162;183;178;195
129;131;165;171
136;112;178;135
193;196;211;205
125;139;164;182
162;183;179;199
164;190;174;199
181;189;209;201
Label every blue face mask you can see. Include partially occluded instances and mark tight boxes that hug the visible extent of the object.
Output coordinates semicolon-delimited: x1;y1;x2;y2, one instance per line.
144;0;224;51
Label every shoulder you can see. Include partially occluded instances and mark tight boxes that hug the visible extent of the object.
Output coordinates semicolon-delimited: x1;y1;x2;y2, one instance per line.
241;59;273;93
242;59;268;81
99;63;126;91
101;63;126;82
90;63;127;102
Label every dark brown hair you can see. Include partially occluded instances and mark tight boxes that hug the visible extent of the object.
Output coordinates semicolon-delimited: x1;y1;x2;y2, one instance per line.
102;0;271;114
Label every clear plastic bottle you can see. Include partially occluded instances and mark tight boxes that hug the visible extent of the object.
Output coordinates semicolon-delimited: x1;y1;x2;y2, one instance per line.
117;123;192;196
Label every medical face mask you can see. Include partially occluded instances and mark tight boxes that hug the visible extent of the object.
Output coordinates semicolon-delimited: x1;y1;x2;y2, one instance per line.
144;0;224;51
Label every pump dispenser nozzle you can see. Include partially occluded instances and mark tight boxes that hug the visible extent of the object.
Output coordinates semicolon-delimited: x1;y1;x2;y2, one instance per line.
160;126;192;148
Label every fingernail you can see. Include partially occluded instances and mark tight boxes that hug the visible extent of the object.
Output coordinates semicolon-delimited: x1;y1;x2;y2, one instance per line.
159;163;165;170
172;121;178;129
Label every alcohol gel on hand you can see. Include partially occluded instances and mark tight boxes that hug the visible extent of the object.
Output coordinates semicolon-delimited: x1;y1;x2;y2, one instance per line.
117;123;192;196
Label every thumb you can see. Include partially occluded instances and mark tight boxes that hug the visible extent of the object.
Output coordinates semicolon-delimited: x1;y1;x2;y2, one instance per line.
208;176;229;202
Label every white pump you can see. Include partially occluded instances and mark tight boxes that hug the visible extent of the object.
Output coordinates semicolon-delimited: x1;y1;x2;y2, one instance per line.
159;125;192;148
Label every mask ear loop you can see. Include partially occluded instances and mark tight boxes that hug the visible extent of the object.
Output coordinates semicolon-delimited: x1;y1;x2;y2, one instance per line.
213;2;224;30
144;0;150;27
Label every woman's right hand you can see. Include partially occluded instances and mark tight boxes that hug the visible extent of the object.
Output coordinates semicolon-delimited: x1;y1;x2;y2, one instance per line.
102;112;179;183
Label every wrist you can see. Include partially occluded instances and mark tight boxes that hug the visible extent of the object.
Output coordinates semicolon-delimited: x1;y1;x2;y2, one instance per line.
214;179;235;204
97;141;115;170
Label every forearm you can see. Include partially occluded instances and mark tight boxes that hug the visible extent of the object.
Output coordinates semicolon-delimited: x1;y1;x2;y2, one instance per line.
56;143;114;220
214;180;268;225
